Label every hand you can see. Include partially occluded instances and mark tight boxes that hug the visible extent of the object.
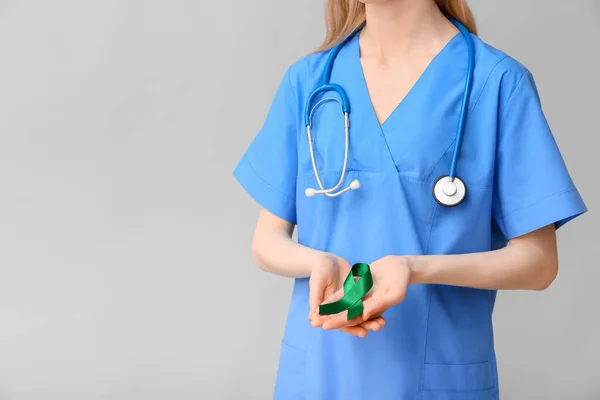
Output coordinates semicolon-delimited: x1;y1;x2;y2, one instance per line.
310;255;413;332
308;253;351;318
308;254;386;338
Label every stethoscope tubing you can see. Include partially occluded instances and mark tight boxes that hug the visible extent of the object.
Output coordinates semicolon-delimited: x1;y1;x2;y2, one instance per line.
448;19;474;180
303;17;475;203
306;99;351;197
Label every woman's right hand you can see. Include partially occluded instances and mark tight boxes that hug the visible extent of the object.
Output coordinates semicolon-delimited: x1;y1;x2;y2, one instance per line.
308;253;386;338
308;253;351;317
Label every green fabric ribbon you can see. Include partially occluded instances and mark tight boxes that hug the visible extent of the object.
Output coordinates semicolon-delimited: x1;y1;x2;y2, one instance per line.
318;263;374;320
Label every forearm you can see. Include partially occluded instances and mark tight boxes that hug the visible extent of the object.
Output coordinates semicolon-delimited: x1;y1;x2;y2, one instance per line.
251;227;328;278
410;233;558;291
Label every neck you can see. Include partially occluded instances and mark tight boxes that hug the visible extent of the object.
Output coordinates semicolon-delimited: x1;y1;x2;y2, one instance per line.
361;0;458;58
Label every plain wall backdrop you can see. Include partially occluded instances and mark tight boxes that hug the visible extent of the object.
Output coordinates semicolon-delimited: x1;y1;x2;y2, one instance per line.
0;1;598;399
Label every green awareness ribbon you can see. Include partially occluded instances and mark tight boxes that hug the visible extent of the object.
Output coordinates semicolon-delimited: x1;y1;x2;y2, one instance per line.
318;263;374;320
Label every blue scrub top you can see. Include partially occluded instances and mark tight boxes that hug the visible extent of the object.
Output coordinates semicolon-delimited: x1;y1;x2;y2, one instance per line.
233;31;587;400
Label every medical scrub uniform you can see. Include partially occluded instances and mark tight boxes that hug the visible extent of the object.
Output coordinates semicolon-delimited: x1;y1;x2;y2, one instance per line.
232;31;587;400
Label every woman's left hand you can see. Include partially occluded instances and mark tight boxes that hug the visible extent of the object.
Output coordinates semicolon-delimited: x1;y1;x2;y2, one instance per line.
310;255;413;332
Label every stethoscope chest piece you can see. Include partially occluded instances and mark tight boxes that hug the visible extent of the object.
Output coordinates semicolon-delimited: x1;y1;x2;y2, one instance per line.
433;175;467;207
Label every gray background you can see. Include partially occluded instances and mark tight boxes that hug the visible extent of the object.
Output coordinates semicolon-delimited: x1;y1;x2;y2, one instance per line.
0;1;597;399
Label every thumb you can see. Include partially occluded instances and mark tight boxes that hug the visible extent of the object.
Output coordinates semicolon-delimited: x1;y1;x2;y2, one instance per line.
309;293;323;315
311;287;347;327
309;276;325;314
321;287;345;305
361;296;391;321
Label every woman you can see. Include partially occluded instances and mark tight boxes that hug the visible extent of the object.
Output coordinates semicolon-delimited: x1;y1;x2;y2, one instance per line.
233;0;587;399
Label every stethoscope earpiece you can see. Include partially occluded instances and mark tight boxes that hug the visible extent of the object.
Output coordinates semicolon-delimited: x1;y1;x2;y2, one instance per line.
306;179;360;198
349;179;360;190
305;188;316;198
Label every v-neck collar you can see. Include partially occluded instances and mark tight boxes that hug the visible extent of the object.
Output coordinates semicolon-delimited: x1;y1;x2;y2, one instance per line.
349;30;463;129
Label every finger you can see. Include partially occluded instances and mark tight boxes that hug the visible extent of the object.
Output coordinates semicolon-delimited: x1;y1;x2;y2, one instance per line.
361;295;393;322
373;316;386;327
312;306;357;328
311;309;350;328
339;326;366;337
321;312;366;331
310;288;346;327
362;315;385;329
339;326;367;338
359;319;384;332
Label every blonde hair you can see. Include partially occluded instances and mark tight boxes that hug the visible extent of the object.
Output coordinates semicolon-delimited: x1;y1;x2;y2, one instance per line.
315;0;477;52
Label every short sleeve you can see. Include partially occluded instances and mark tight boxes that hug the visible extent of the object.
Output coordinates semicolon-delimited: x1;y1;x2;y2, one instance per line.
232;68;298;224
492;70;587;240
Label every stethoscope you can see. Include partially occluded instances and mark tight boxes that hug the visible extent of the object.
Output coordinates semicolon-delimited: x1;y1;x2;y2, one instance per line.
303;18;474;207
